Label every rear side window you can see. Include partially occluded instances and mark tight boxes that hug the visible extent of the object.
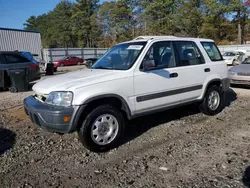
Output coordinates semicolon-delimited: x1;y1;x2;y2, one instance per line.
3;54;29;64
201;42;223;61
174;41;205;66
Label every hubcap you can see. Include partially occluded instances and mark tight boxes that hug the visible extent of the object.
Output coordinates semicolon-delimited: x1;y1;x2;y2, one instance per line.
91;114;119;145
208;91;220;111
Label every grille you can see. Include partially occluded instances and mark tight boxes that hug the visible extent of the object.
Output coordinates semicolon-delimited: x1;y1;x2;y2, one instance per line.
237;72;250;76
34;94;47;102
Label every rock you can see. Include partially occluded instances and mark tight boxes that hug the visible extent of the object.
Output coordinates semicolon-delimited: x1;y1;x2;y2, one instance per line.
94;170;102;175
222;164;227;169
159;167;168;171
127;180;135;185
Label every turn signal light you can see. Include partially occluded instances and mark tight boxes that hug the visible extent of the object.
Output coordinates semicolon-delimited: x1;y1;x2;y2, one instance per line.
63;116;71;122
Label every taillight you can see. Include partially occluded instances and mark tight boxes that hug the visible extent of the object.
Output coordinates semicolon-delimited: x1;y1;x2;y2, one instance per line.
29;63;39;68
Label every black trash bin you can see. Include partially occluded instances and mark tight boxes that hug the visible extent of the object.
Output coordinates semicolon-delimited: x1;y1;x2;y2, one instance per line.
0;70;4;89
45;62;54;75
7;68;29;93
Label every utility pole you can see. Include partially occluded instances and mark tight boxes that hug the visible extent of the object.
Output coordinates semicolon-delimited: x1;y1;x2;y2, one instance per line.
238;22;242;44
237;10;242;44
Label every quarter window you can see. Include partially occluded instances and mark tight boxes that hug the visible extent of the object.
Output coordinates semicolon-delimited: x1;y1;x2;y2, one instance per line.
174;41;205;66
201;42;223;61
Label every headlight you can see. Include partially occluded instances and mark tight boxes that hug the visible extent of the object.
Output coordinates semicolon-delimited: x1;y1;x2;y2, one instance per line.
228;70;236;75
45;91;73;107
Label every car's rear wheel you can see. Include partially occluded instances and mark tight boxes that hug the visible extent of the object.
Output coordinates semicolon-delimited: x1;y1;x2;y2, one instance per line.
232;60;237;66
200;85;223;115
78;105;125;152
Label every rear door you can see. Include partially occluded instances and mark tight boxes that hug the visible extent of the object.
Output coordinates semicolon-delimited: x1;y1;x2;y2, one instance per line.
172;41;208;102
72;57;79;65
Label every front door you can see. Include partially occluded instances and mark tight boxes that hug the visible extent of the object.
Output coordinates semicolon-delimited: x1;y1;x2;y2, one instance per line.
133;41;183;113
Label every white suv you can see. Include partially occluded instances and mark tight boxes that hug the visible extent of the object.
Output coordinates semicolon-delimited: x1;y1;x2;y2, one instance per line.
24;36;229;152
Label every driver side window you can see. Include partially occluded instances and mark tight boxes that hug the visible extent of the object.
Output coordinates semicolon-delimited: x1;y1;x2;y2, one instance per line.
143;41;176;69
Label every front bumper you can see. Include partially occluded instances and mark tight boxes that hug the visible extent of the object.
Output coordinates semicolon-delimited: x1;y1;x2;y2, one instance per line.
229;75;250;85
24;96;84;133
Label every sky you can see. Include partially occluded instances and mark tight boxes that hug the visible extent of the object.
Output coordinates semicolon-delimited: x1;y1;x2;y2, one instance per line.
0;0;107;30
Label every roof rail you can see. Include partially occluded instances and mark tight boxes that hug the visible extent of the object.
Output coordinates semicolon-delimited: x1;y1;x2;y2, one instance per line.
134;36;178;40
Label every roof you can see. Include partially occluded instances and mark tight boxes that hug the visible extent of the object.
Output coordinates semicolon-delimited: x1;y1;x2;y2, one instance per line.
0;27;40;33
117;36;214;45
134;36;178;40
0;51;23;55
132;36;214;42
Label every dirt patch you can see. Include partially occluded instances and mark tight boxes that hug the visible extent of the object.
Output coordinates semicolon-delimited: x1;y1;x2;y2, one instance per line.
1;106;29;124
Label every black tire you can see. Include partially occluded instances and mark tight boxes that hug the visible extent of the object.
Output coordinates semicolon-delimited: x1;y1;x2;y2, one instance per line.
199;85;223;116
78;105;125;152
86;60;93;68
9;86;18;93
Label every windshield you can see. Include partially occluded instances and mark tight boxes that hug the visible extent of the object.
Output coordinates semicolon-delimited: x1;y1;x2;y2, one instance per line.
243;58;250;64
223;52;236;56
92;42;147;70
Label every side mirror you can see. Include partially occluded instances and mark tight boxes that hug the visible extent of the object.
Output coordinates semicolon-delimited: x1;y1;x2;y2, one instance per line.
143;59;156;71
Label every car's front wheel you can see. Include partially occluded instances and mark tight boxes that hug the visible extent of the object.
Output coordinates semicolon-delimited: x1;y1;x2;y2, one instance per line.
78;105;125;152
200;85;223;115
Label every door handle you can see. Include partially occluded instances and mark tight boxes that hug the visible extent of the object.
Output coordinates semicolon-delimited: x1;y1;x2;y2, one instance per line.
204;68;210;72
170;72;178;78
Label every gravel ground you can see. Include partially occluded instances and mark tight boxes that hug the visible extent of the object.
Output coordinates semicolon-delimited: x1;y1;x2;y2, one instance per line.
1;67;250;188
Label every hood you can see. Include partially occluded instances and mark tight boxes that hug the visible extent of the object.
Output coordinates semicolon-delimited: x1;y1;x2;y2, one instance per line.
33;69;127;94
229;64;250;73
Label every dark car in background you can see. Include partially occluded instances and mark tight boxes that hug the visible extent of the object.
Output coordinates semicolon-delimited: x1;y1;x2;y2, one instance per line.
53;56;84;67
19;51;40;65
0;51;40;89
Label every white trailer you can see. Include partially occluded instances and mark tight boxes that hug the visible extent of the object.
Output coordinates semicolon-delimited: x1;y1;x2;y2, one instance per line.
0;27;42;57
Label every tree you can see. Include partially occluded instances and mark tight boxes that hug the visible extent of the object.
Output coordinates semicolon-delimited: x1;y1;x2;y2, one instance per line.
23;0;250;47
51;0;76;47
71;0;99;47
24;16;38;30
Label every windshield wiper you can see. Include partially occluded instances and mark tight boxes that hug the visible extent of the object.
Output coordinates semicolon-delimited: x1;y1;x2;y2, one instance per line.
92;66;113;70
